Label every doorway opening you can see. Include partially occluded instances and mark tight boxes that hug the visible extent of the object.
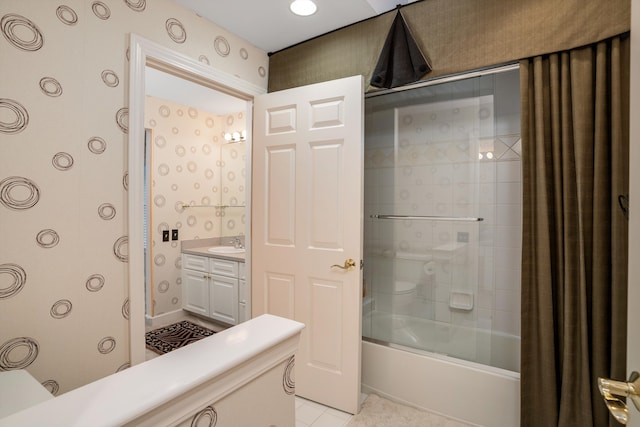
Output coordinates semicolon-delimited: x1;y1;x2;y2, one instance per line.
143;67;248;321
128;34;265;365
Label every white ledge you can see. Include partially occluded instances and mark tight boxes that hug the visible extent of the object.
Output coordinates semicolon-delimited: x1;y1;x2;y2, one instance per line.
0;314;304;427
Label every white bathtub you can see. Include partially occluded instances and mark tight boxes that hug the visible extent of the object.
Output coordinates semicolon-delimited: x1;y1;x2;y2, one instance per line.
362;311;520;427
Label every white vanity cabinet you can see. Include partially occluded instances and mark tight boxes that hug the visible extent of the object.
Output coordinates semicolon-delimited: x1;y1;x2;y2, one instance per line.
182;253;245;326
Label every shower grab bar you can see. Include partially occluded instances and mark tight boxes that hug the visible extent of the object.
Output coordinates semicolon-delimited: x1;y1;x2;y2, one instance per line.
370;214;484;222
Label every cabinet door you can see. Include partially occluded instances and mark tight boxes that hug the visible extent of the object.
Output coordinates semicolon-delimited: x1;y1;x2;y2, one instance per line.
209;274;238;325
182;269;210;317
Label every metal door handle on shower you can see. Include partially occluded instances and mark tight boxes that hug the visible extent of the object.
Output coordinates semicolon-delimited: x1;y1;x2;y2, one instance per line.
370;214;484;222
331;259;356;271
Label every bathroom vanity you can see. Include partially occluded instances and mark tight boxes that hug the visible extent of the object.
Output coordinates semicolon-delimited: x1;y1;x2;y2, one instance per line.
181;244;248;326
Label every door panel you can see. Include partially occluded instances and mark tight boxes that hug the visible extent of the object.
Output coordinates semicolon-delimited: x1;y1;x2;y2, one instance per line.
265;146;296;245
266;106;297;134
265;272;296;319
308;278;343;371
309;97;345;129
309;140;344;249
253;75;364;414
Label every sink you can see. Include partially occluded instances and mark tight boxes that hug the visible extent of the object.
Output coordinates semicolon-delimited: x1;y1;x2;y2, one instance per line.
207;246;245;254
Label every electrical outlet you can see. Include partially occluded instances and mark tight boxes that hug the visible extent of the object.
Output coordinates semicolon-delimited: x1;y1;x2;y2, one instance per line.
162;230;170;242
171;229;178;241
457;232;469;243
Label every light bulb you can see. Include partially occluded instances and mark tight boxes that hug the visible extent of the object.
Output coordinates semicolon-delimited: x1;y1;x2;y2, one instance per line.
232;131;240;141
290;0;317;16
224;133;232;141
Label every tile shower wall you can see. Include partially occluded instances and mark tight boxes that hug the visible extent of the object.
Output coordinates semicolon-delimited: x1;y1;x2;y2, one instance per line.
0;0;266;394
364;84;521;340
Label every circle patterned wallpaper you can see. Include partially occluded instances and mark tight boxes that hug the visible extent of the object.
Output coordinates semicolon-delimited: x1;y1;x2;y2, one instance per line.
0;0;266;395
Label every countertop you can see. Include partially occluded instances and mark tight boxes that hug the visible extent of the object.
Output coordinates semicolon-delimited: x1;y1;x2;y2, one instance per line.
182;245;245;262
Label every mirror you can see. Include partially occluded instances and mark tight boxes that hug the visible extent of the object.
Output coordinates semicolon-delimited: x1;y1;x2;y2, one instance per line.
219;141;247;238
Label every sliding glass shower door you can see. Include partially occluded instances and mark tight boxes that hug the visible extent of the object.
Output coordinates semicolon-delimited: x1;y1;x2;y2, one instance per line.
362;67;522;372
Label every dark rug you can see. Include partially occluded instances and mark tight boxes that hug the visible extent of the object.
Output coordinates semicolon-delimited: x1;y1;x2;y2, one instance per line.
145;320;215;355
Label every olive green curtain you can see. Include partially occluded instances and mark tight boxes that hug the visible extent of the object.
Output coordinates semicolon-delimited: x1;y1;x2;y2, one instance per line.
520;34;629;427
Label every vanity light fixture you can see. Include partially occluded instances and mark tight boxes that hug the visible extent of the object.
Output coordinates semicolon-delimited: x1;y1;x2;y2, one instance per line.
224;130;247;143
290;0;317;16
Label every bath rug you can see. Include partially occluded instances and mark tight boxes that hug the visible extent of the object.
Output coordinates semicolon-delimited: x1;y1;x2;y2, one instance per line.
346;394;477;427
145;320;215;355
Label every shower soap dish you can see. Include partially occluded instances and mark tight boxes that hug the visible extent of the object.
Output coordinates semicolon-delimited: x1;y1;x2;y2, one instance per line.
449;290;473;311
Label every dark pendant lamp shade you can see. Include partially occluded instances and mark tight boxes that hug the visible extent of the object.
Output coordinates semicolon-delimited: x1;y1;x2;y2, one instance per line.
371;9;432;89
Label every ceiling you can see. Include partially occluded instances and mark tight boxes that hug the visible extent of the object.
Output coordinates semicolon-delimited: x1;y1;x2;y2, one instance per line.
145;67;246;116
174;0;419;53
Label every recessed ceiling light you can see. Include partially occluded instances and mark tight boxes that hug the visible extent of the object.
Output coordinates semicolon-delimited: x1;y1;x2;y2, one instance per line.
290;0;317;16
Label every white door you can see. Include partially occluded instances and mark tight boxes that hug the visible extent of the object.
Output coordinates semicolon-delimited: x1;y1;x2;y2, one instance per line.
252;75;364;414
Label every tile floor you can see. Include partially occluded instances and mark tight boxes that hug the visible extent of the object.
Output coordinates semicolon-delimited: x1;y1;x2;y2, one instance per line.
295;396;353;427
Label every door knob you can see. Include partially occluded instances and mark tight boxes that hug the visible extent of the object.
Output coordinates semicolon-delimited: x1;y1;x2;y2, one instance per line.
598;371;640;425
331;258;356;271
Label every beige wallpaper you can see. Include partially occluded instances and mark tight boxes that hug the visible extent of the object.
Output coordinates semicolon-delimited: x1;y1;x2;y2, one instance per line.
0;0;266;395
145;96;246;316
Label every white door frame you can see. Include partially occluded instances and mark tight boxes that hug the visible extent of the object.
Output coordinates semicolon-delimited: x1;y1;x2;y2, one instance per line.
127;34;265;365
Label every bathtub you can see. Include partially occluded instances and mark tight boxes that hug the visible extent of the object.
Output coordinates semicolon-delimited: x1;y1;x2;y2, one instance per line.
362;311;520;427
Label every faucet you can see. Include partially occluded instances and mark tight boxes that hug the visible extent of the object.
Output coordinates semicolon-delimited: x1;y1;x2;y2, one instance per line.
231;237;243;249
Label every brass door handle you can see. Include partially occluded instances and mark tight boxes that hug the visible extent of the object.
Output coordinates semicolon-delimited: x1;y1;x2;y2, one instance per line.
598;371;640;425
331;258;356;271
